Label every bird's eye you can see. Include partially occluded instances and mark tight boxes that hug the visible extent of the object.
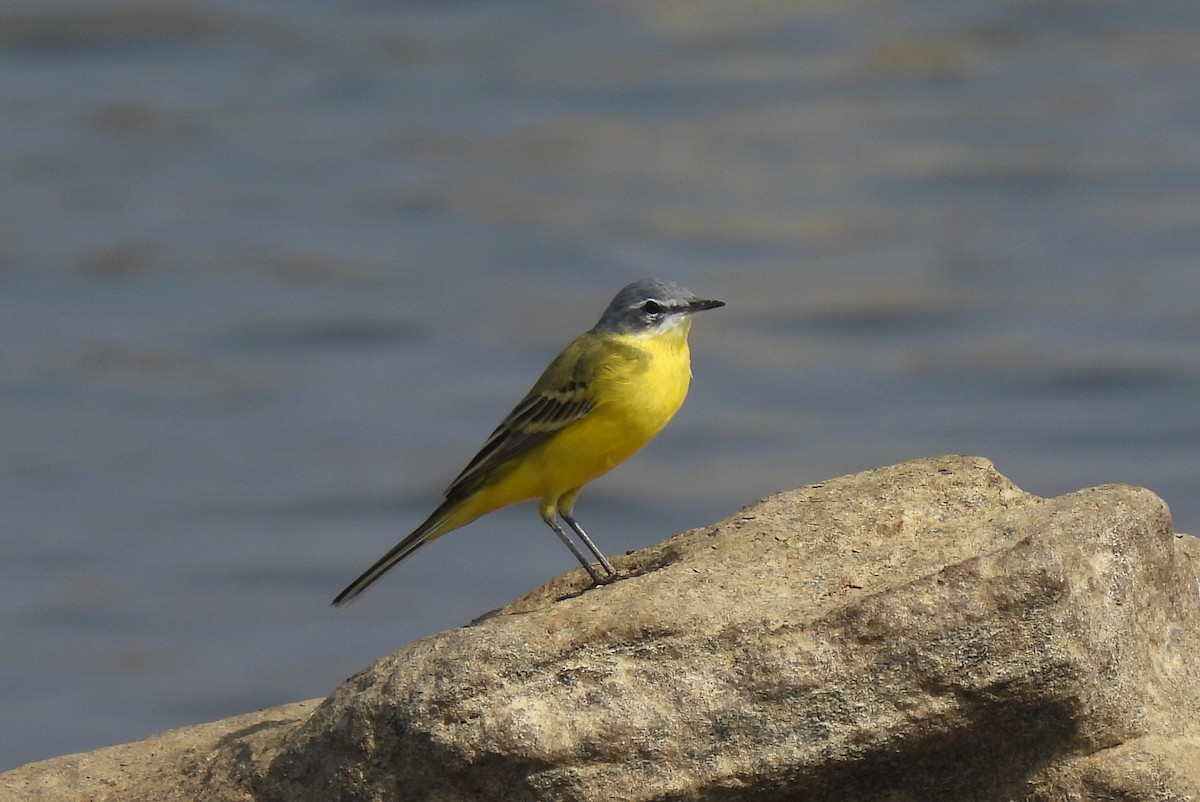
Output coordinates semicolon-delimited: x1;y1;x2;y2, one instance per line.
642;300;663;316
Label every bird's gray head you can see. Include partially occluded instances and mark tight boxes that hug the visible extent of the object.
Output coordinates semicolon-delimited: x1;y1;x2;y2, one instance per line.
592;278;724;335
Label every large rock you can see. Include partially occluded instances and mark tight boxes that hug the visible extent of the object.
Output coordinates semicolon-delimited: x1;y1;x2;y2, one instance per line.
5;456;1200;801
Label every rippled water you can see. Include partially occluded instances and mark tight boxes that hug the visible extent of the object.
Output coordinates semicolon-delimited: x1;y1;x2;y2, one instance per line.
2;0;1199;770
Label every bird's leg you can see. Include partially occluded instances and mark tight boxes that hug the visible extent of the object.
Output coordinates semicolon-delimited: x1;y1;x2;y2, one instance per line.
561;513;617;579
542;514;609;584
553;490;617;581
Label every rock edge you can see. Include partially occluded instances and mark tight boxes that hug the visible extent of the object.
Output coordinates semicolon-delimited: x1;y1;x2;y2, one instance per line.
4;455;1199;802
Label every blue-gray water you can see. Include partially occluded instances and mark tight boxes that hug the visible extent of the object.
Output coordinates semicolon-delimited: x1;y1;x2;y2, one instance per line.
3;0;1199;770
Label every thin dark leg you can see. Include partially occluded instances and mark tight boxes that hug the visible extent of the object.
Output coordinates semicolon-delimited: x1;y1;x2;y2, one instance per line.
561;513;616;578
542;514;608;584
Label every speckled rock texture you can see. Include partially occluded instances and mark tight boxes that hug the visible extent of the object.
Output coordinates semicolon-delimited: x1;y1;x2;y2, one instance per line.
5;456;1200;802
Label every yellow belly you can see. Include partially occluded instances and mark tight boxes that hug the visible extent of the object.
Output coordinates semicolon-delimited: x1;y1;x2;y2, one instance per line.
453;328;693;523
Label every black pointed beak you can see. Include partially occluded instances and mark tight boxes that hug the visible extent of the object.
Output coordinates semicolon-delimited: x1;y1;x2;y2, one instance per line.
687;298;725;313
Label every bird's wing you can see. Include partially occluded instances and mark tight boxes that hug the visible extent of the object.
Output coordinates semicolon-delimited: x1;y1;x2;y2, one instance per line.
443;335;598;499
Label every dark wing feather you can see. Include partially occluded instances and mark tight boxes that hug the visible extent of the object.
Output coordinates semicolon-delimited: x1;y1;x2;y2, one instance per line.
445;378;593;500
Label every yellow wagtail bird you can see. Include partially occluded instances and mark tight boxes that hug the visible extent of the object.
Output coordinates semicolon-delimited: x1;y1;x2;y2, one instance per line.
332;278;724;605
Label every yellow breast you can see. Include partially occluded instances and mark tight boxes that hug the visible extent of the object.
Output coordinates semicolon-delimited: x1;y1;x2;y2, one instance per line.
453;322;696;519
543;321;693;486
593;324;693;442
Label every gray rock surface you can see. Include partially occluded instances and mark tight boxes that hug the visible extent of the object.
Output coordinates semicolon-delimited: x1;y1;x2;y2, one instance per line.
4;456;1199;801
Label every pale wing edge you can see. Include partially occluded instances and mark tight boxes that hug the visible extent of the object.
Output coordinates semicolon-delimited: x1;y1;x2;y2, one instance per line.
445;382;593;499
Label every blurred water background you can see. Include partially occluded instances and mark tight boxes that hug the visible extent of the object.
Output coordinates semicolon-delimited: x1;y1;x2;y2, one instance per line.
2;0;1199;770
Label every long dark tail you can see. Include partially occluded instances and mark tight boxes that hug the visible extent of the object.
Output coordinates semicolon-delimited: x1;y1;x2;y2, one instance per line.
332;501;458;606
